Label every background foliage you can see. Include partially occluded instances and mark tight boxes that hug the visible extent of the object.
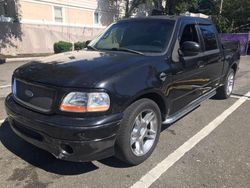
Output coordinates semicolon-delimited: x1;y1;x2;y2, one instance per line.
74;42;86;51
110;0;250;33
53;41;73;54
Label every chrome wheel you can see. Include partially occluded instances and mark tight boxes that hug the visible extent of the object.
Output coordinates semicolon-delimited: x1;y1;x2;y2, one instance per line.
226;72;234;96
130;110;158;156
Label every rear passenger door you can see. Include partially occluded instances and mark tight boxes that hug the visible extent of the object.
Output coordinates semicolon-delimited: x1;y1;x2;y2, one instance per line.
198;24;224;88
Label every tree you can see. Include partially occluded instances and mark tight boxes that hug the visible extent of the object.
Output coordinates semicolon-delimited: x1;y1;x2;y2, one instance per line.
194;0;250;32
0;0;22;54
164;0;198;15
109;0;146;18
221;0;250;32
111;0;250;33
125;0;147;18
152;0;163;10
197;0;218;15
212;15;233;33
111;0;200;17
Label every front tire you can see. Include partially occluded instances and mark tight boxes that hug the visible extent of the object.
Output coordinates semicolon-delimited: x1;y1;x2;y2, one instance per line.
115;99;161;165
215;68;235;99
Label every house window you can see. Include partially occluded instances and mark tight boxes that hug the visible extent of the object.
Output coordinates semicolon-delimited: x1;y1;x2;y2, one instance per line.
0;1;6;16
94;12;100;24
0;0;17;21
54;6;63;22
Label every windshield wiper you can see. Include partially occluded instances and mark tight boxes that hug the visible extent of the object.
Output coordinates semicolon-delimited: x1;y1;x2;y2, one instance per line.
86;45;98;51
111;47;145;55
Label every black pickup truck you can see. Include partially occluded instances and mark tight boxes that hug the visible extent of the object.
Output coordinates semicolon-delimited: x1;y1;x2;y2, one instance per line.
5;16;240;165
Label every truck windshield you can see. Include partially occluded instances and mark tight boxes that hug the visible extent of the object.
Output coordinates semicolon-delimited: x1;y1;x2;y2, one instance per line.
89;19;175;54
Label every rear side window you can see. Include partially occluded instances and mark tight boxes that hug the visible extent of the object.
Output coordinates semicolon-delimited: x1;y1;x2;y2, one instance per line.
199;25;218;51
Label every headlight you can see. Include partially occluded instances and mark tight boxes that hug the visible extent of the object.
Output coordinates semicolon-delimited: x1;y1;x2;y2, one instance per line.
60;92;110;112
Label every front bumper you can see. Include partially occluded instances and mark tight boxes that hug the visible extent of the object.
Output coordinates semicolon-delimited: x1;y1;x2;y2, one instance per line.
5;94;122;162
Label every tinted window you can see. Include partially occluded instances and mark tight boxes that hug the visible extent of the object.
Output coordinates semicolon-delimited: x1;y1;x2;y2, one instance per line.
180;24;199;45
90;20;175;53
199;25;218;51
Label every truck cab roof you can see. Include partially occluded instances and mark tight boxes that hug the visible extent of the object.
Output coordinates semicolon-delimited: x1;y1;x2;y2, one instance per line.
118;15;213;25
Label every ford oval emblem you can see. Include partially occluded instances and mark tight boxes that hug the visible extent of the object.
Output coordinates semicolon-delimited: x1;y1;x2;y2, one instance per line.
25;90;34;97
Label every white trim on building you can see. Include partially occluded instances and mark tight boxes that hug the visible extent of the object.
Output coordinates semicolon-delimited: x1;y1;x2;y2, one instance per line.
20;19;106;29
21;0;117;13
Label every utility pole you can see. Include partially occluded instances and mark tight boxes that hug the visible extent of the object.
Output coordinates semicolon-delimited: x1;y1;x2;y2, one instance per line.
220;0;223;14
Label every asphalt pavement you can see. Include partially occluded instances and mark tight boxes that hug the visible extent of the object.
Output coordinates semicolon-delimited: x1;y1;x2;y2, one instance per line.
0;57;249;188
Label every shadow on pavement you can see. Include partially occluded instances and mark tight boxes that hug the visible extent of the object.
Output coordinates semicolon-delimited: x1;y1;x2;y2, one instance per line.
99;156;132;168
0;120;99;175
161;123;173;132
232;92;250;98
0;119;181;171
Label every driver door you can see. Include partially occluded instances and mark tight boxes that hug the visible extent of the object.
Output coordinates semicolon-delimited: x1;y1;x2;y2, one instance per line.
168;23;208;115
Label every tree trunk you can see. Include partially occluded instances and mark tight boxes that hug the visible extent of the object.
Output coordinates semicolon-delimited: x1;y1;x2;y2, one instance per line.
165;0;174;15
153;0;163;9
124;0;130;18
124;0;145;18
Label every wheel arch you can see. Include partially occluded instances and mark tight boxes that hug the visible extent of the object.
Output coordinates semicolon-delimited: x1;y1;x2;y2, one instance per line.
127;91;168;121
231;63;238;73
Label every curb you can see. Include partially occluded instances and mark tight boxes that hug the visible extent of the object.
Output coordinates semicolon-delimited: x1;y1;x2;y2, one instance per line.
5;56;44;63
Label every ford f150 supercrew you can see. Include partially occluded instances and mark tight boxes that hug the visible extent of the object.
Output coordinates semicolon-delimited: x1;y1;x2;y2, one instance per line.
5;16;240;165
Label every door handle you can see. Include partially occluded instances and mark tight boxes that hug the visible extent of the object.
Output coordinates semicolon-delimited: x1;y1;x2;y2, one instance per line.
197;61;205;68
199;64;205;68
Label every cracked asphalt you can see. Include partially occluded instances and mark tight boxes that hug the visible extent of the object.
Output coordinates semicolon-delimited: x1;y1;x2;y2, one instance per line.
0;56;249;188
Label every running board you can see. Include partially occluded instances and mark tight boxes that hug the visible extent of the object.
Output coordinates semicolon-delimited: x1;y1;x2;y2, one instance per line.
163;89;217;124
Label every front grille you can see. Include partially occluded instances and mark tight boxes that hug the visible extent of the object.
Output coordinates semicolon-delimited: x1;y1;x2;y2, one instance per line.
13;79;56;113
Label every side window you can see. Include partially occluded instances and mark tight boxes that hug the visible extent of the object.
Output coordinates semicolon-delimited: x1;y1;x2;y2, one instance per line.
180;24;199;45
199;25;218;51
0;0;17;20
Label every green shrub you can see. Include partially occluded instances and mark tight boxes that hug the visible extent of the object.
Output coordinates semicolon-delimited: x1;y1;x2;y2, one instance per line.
54;41;73;54
74;41;86;51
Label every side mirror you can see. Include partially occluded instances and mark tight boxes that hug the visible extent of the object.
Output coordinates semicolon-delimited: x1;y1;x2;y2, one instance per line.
86;40;91;46
180;41;200;57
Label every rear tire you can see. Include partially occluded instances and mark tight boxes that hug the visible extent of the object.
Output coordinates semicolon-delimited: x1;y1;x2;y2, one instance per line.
115;99;161;165
215;68;235;99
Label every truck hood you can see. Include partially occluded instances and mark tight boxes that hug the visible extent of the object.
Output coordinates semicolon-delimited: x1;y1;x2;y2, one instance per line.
14;50;150;88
